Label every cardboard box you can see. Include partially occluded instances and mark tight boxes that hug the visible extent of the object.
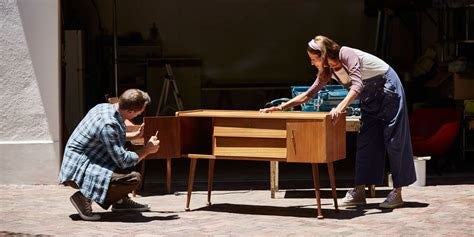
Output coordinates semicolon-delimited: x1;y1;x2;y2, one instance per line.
454;73;474;100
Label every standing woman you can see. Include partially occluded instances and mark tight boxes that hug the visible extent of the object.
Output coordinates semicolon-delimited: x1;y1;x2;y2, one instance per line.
260;35;416;208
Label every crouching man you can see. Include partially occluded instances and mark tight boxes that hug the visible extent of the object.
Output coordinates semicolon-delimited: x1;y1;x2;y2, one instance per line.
59;89;160;221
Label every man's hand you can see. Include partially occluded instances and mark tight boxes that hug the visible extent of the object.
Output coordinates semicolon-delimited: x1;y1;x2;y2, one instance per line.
145;135;160;154
137;135;160;160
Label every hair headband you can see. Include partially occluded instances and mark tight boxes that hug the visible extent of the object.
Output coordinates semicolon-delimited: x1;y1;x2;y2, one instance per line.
308;39;320;51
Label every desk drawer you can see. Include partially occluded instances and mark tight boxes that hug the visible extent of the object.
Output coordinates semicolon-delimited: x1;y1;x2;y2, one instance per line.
213;118;286;139
214;137;286;159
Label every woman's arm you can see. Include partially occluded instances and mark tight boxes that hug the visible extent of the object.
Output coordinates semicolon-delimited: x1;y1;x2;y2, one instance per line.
260;76;328;112
330;89;359;123
337;89;359;111
329;47;364;122
278;92;313;110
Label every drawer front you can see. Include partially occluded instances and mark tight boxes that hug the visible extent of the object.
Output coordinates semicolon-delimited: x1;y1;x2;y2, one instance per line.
214;137;286;159
286;118;346;163
213;118;286;139
286;120;325;163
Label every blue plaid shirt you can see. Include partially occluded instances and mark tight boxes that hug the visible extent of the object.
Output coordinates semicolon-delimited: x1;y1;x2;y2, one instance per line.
59;103;139;204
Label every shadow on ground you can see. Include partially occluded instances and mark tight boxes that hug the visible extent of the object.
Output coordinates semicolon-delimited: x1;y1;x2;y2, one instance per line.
192;201;429;220
69;211;180;222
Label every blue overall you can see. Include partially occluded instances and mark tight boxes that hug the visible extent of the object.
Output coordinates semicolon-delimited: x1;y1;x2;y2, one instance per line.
355;67;416;187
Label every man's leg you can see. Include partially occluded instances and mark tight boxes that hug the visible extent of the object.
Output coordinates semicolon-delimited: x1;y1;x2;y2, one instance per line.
63;181;101;221
99;170;150;212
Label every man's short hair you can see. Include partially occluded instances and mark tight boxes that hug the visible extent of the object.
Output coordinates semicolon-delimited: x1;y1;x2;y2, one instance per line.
118;89;151;111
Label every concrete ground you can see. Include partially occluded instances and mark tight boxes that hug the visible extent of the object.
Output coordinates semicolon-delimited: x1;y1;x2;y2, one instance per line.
1;182;473;236
2;156;474;236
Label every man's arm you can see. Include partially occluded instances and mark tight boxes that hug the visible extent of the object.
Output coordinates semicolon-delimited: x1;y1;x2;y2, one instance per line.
126;123;144;141
100;123;142;169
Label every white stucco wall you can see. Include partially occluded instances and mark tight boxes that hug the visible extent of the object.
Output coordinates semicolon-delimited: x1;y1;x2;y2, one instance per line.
0;0;60;184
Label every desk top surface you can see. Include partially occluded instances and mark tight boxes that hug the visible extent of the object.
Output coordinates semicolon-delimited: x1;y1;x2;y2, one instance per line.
176;110;331;119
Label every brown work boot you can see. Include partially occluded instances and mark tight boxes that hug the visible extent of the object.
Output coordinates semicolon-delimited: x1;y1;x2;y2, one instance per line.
111;196;150;212
69;191;101;221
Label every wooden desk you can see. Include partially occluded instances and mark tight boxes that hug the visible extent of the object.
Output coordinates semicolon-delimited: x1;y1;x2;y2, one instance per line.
144;110;346;219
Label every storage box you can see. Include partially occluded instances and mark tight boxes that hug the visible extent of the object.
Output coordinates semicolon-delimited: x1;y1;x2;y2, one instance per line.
454;73;474;100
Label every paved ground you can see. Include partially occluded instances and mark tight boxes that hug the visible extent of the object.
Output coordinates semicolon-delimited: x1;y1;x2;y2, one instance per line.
1;183;473;236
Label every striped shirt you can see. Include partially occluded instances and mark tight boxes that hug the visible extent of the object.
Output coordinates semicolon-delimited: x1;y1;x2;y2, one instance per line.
59;103;140;204
306;46;389;97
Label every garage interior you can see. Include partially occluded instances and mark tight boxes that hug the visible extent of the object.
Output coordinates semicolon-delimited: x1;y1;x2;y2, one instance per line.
60;0;474;194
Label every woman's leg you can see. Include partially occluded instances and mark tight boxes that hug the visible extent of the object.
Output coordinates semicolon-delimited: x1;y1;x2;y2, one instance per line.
379;68;416;208
381;68;416;188
355;115;387;186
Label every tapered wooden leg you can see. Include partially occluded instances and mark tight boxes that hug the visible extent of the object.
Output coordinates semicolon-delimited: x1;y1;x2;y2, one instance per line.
185;158;197;211
207;159;215;205
166;158;172;193
311;163;323;219
327;162;338;212
369;184;376;198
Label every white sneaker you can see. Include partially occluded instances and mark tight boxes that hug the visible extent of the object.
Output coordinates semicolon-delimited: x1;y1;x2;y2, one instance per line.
340;188;366;206
379;188;404;209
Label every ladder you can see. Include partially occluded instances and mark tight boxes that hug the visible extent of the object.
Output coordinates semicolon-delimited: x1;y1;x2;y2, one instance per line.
156;63;184;115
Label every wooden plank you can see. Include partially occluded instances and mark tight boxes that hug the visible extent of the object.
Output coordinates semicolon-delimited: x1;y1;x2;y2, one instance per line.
177;109;329;120
214;137;286;158
213;118;286;138
184;154;216;159
214;126;287;138
213;156;286;162
214;147;286;158
182;154;286;162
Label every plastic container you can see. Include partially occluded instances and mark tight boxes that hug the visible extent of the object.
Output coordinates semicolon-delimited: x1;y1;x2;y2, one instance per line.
409;156;430;187
388;156;430;187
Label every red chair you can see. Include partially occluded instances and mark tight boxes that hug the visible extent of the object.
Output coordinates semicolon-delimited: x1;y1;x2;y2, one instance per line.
410;108;462;156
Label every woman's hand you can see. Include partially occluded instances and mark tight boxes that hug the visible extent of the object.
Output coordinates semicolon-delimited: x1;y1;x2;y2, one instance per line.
329;106;344;124
259;106;281;113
